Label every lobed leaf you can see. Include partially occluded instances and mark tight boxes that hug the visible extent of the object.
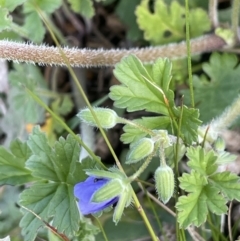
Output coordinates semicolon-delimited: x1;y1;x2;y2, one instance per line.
174;106;201;144
183;53;240;123
9;64;48;123
179;171;207;193
0;139;33;185
67;0;94;18
177;146;239;228
136;0;211;45
110;55;174;115
111;55;201;145
176;185;227;228
19;127;86;241
20;183;80;241
186;146;218;175
210;172;240;201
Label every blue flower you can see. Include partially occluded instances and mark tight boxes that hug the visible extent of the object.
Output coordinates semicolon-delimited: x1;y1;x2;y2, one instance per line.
74;176;119;215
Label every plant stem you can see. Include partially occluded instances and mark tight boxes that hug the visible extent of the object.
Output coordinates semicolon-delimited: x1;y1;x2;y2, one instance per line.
0;34;226;67
95;217;109;241
131;191;160;241
228;202;233;241
231;0;240;43
24;86;105;166
185;0;194;108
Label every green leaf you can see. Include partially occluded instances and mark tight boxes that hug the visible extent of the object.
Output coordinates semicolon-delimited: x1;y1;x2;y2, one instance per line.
210;172;240;201
51;95;74;116
0;0;27;11
20;183;80;241
9;63;48;123
22;12;45;43
121;116;171;144
110;55;174;115
26;126;84;183
186;146;218;175
176;146;239;228
23;0;62;14
136;0;211;45
0;139;33;185
174;106;201;144
179;171;207;192
176;191;207;228
183;53;240;123
51;95;74;133
19;126;86;241
67;0;94;18
0;8;12;32
0;186;24;236
176;185;227;228
116;0;142;41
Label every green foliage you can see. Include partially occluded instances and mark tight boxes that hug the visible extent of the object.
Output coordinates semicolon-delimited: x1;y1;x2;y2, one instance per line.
110;55;174;115
176;146;240;228
110;55;201;144
23;0;62;42
8;64;48;123
183;53;240;123
0;0;27;11
135;0;211;45
0;0;62;42
0;139;33;185
17;126;86;241
68;0;94;18
51;95;74;133
115;0;143;41
23;0;62;13
22;12;45;43
121;116;171;144
0;8;12;32
0;186;23;236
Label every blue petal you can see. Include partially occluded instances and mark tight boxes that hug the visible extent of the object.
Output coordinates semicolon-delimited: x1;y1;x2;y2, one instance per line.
74;176;118;215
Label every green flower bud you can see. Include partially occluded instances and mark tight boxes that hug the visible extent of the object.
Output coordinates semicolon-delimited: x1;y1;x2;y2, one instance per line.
126;138;154;164
113;184;132;225
77;107;118;129
155;164;174;204
214;137;226;152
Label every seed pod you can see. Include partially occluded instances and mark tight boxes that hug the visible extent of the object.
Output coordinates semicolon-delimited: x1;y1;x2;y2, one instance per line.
77;107;118;129
126;138;154;164
155;164;174;204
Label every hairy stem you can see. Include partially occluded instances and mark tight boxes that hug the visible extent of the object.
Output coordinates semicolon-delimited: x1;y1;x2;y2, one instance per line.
0;34;226;67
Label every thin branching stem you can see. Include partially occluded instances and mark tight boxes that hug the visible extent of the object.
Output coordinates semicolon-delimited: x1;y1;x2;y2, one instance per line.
185;0;194;108
228;202;233;241
231;0;240;43
0;34;226;67
95;217;109;241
